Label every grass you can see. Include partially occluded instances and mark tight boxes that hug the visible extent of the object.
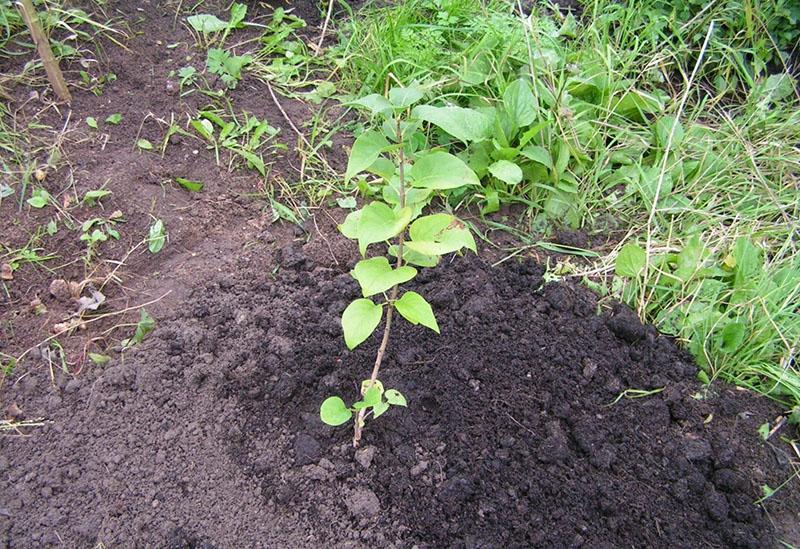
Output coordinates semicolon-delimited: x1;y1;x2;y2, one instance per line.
329;0;800;415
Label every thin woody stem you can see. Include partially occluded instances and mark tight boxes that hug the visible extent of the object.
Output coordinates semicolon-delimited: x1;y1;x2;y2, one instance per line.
353;116;406;447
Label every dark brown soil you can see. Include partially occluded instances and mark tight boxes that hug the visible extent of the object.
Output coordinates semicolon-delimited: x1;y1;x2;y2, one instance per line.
1;0;799;547
2;244;798;547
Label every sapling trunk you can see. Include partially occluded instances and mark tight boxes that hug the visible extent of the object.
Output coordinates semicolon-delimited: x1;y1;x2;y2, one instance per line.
17;0;72;102
353;117;407;447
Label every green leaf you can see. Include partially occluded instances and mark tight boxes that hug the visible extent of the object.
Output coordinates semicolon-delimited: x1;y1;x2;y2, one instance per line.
82;189;111;205
26;188;50;209
395;291;439;333
362;384;383;407
86;117;98;129
206;48;252;89
389;244;438;268
345;130;390;182
228;2;247;28
410;152;480;190
360;379;384;396
122;309;156;350
338;209;361;239
654;115;684;150
611;89;665;119
388;85;423;108
384;389;407;406
352;94;393;116
175;177;204;192
136;139;153;150
342;298;383;350
372;400;390;418
757;422;770;440
405;213;476;256
336;196;357;209
503;78;537;127
351;257;417;297
411;105;492;143
615;243;647;277
520;145;552;168
320;396;352;426
191;119;214;141
719;321;746;353
88;353;110;365
148;219;166;253
488;160;523;185
674;235;706;282
105;113;123;125
356;202;412;255
187;13;228;33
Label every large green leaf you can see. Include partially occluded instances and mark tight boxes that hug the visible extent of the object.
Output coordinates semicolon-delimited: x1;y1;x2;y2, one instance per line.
503;78;537;128
352;94;393;116
342;298;383;350
615;243;647;277
320;396;352;426
520;145;552;168
405;213;476;256
412;105;492;143
338;209;361;239
345;130;390;182
488;160;523;185
389;244;439;268
611;89;665;119
389;85;424;108
351;257;417;297
356;202;413;255
410;152;480;190
395;291;439;333
187;13;228;33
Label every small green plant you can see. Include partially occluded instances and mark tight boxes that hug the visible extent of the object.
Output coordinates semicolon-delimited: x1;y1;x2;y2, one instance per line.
186;3;247;49
80;214;120;261
205;48;252;89
319;86;478;446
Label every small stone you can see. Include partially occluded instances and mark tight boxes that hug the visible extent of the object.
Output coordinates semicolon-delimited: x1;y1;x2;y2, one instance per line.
345;488;380;518
355;446;376;469
410;461;429;477
1;263;13;280
49;279;72;301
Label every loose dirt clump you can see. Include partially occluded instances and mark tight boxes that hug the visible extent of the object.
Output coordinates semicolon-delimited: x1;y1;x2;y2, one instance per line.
1;247;797;547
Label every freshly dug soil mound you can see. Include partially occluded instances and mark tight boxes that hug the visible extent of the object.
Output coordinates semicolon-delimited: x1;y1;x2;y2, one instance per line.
1;248;797;547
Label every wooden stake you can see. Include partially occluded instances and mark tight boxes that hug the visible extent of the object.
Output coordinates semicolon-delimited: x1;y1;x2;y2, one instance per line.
16;0;72;102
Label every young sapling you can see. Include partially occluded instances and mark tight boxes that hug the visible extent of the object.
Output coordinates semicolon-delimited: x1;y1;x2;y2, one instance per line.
319;86;479;446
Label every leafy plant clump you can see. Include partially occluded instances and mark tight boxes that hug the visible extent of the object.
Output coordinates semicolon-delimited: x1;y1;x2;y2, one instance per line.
319;86;478;446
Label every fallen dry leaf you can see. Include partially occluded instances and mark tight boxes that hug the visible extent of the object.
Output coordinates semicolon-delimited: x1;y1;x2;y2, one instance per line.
76;287;106;313
0;263;12;280
52;318;85;334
